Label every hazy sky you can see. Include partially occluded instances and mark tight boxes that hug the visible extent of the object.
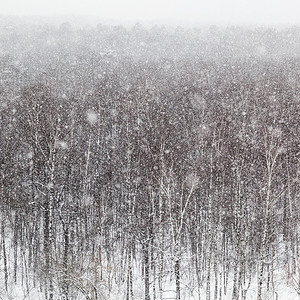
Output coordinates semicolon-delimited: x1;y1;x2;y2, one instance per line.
1;0;300;25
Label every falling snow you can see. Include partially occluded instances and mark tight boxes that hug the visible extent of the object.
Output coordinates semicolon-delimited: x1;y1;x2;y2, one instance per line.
0;15;300;300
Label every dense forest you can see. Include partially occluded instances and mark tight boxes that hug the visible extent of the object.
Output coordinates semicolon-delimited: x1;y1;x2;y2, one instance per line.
1;22;300;299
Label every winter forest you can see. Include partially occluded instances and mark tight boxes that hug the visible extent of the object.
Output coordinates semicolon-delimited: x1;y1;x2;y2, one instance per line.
1;21;300;300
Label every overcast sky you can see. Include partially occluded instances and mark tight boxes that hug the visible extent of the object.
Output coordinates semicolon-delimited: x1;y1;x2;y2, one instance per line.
1;0;300;25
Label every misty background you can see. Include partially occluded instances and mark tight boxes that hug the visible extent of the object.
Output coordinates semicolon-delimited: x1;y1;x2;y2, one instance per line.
1;0;300;26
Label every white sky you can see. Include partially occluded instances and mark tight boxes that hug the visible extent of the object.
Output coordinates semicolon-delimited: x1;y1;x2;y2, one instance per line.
0;0;300;25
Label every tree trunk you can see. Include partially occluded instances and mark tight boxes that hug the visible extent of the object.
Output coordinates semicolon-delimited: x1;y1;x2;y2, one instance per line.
1;220;8;292
144;245;151;300
175;258;181;300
